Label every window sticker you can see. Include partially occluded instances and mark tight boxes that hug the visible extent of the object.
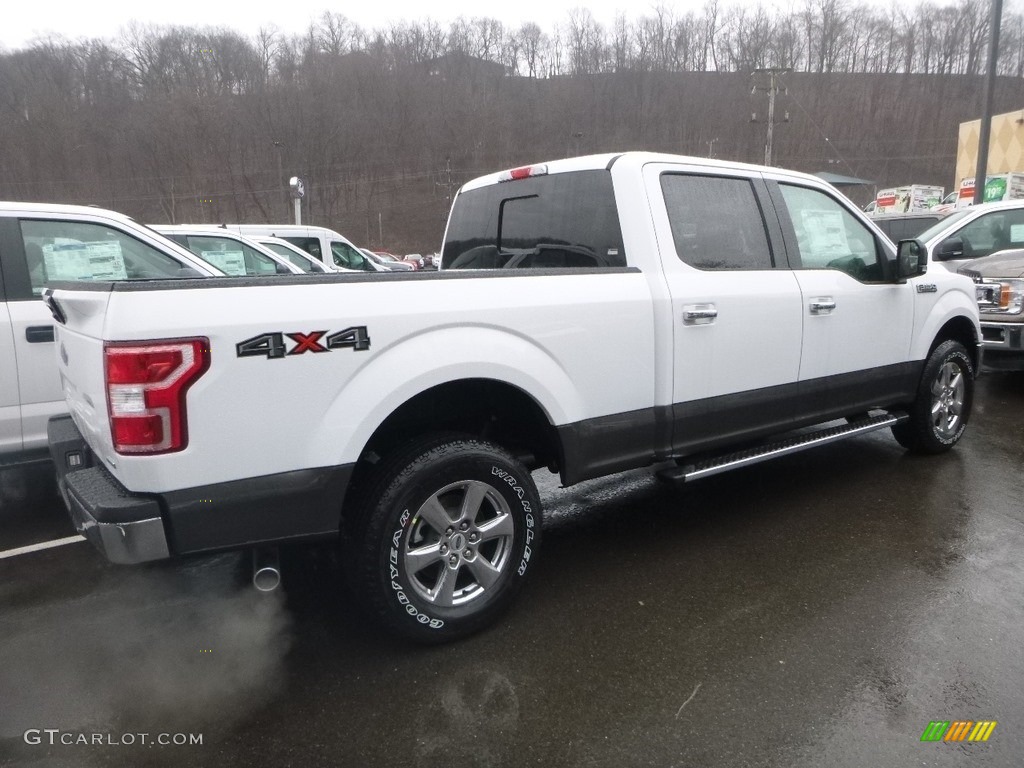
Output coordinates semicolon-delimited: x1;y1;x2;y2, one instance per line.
43;241;128;281
800;209;850;255
200;249;246;275
1010;224;1024;242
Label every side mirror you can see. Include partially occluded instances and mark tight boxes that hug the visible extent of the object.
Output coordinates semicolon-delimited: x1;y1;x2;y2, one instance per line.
275;263;292;275
935;237;964;260
896;239;928;279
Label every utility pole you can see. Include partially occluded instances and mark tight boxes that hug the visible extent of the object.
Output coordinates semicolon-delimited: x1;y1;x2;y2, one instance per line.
750;69;790;166
436;157;455;219
973;0;1004;205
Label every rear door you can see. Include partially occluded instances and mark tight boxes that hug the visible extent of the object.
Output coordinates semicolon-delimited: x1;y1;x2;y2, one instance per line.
642;163;804;454
0;228;22;454
0;217;62;453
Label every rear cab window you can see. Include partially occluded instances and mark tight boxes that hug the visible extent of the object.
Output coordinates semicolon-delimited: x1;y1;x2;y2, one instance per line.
442;170;626;269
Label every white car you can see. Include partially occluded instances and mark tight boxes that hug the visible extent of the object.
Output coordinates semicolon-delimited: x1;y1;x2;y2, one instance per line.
223;224;380;272
912;199;1024;271
150;226;305;276
0;202;221;463
253;236;339;273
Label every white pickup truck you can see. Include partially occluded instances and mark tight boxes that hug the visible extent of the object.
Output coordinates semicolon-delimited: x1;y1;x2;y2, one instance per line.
46;153;981;642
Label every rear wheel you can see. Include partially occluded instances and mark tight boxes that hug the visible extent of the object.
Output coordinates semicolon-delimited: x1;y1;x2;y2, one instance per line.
345;435;541;643
891;340;974;453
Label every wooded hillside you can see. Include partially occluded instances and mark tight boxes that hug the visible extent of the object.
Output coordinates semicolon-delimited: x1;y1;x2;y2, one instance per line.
2;1;1024;251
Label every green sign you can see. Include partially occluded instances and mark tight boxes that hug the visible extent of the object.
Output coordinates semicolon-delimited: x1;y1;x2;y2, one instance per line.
984;177;1007;202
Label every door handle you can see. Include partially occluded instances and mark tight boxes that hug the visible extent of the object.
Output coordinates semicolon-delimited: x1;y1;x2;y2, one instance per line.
809;299;836;315
683;304;718;325
26;325;55;343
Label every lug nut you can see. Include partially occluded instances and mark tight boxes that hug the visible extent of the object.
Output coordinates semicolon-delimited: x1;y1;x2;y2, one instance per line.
469;533;478;542
439;544;449;555
460;521;469;531
449;555;459;566
446;527;454;536
464;548;472;557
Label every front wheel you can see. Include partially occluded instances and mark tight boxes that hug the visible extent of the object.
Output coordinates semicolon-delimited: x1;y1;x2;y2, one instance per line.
345;435;541;643
891;340;974;454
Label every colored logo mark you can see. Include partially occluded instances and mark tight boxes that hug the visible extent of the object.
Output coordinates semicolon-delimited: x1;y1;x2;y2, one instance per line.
921;721;997;742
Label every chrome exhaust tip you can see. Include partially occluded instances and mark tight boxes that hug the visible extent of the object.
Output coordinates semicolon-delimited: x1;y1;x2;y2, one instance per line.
252;547;281;592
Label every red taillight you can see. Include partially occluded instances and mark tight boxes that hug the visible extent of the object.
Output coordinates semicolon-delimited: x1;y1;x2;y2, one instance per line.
104;338;209;454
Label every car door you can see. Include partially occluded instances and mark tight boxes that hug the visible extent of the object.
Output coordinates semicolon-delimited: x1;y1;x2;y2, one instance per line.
0;217;63;454
643;164;804;454
0;237;22;455
766;180;916;419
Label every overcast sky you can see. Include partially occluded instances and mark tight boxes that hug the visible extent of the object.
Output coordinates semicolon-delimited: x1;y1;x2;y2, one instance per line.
1;0;649;50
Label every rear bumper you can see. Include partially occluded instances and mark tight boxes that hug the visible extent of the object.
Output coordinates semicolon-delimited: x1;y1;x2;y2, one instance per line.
48;415;354;564
48;415;170;564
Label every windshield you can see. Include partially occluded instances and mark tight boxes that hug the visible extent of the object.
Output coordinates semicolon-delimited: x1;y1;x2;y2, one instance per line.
918;209;973;243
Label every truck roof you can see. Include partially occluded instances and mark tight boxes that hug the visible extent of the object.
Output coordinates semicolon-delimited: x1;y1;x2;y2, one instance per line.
458;151;834;193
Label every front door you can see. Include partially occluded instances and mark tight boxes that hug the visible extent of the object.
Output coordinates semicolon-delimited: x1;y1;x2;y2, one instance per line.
767;181;916;418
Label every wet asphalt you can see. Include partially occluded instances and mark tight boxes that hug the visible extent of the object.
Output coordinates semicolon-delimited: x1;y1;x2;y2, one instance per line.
1;372;1022;767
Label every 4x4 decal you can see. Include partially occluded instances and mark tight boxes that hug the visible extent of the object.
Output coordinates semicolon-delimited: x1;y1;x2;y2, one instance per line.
236;327;370;359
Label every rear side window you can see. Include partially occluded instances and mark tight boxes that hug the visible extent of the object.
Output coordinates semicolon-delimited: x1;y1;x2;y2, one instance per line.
442;170;625;269
660;174;774;270
21;219;197;296
284;237;322;260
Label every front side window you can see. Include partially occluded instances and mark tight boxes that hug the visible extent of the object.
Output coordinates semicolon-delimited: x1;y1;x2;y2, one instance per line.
264;243;320;272
183;235;279;276
661;174;773;270
778;184;884;281
21;219;196;295
331;241;373;271
442;170;626;270
950;209;1024;259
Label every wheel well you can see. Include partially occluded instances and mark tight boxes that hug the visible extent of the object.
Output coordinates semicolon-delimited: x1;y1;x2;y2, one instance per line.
350;378;560;492
931;316;980;372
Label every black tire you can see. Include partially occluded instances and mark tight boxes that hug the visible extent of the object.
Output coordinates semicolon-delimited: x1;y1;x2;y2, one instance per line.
344;435;541;643
891;340;974;454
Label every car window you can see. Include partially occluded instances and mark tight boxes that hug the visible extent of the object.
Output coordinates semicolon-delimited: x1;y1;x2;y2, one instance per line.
661;174;773;270
331;241;373;271
875;217;941;242
778;184;884;281
182;235;279;276
283;237;322;260
263;243;320;272
442;169;626;270
21;219;198;296
951;209;1024;258
919;209;972;242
